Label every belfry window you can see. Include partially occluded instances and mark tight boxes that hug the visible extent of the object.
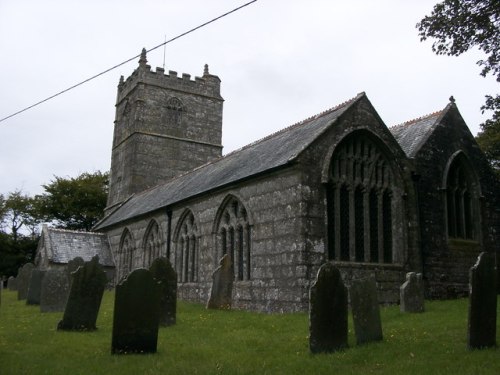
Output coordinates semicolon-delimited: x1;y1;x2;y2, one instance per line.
215;196;252;281
445;155;479;240
166;97;184;126
327;133;402;264
174;211;198;283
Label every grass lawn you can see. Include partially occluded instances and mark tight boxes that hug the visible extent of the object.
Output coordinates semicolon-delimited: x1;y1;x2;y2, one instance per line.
0;289;499;375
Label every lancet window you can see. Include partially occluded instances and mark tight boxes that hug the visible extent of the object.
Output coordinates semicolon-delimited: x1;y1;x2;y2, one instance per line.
327;133;400;264
445;154;479;240
215;196;252;281
143;220;163;268
174;211;198;283
165;97;184;126
118;228;134;281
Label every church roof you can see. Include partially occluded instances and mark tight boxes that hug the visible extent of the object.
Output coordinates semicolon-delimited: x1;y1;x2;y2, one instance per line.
389;106;449;157
40;225;114;266
94;92;366;230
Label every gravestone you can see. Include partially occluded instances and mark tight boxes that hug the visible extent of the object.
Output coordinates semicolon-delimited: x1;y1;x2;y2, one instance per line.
350;278;383;345
112;268;160;354
309;262;348;353
26;269;46;305
207;254;234;309
40;269;71;313
467;252;497;349
17;263;35;300
7;276;16;291
150;257;177;326
400;272;425;313
66;257;85;279
57;256;107;331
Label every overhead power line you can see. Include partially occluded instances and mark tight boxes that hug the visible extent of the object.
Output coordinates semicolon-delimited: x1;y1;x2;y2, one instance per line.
0;0;257;125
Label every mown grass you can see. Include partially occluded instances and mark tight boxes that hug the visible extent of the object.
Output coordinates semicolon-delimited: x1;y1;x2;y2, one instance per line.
0;289;499;375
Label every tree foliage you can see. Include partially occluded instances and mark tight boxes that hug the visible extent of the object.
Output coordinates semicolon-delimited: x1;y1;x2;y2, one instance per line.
417;0;500;175
37;171;109;231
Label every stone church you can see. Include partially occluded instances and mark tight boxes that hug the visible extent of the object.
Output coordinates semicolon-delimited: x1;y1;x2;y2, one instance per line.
92;49;499;312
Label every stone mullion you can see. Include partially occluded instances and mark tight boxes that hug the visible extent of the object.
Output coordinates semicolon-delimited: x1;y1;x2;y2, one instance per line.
363;189;371;262
377;191;384;263
348;186;356;262
458;190;466;238
234;226;241;280
189;234;196;282
334;187;341;260
242;225;249;281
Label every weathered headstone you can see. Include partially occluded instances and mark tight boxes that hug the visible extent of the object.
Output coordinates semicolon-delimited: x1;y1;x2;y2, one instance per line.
66;257;85;279
17;263;35;300
207;254;234;309
400;272;425;313
309;262;348;353
112;268;160;354
350;278;383;345
40;269;71;313
26;269;46;305
149;257;177;326
467;252;497;349
57;256;107;331
7;276;17;291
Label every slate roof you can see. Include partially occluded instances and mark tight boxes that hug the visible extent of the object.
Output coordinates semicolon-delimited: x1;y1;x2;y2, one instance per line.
41;226;114;267
389;108;447;158
94;92;366;230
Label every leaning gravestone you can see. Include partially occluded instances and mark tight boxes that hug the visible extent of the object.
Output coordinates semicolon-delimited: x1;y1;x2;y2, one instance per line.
350;278;383;345
467;252;497;350
112;268;160;354
309;262;348;353
207;254;234;309
400;272;425;313
26;269;46;305
150;257;177;326
57;256;107;331
40;269;71;313
7;276;17;291
17;263;35;300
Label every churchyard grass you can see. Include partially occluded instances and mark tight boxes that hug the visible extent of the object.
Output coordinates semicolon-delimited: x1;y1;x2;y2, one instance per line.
0;289;499;375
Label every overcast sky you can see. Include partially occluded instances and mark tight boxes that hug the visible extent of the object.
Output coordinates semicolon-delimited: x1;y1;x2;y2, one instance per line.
0;0;497;197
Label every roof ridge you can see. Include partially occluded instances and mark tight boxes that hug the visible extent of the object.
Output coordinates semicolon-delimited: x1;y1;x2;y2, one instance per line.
390;109;444;130
47;226;105;236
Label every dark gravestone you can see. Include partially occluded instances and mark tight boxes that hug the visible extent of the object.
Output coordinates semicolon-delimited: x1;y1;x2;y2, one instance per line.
112;268;160;354
400;272;425;313
57;256;107;331
350;278;383;345
207;254;234;309
17;263;35;300
66;257;85;279
467;252;497;349
7;276;16;291
150;257;177;326
26;269;46;305
40;269;70;313
309;262;348;353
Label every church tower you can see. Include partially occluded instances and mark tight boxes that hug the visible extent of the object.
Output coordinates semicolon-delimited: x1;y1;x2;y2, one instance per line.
106;49;224;212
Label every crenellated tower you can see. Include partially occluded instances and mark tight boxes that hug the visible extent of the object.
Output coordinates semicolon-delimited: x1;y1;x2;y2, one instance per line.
106;49;224;213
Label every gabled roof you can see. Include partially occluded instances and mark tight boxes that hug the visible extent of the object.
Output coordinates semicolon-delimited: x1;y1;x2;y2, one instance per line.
94;92;366;230
40;225;114;267
390;103;452;157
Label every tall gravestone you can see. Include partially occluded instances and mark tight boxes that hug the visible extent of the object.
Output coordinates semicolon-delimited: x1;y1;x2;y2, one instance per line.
350;278;383;345
112;268;161;354
40;269;71;313
309;262;348;353
467;252;497;349
207;254;234;310
400;272;425;313
17;263;35;300
57;256;107;331
7;276;16;291
150;257;177;326
66;257;85;277
26;269;46;305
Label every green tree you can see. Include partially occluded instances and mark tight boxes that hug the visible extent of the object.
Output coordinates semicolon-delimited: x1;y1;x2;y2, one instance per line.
37;171;109;231
417;0;500;174
1;190;41;242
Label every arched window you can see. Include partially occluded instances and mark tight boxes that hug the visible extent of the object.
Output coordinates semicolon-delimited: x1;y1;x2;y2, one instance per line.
327;133;402;264
165;97;184;126
445;154;480;240
174;210;198;283
214;196;252;281
118;228;135;281
142;220;163;268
